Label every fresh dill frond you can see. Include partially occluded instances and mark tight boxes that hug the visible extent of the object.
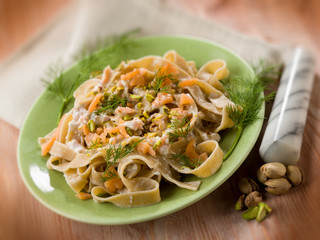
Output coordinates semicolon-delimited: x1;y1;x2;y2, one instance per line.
170;153;202;169
252;60;281;86
220;62;281;160
95;94;128;115
222;76;265;127
42;29;140;123
101;139;143;182
41;64;81;124
152;67;179;94
168;117;192;143
88;139;102;150
77;28;141;83
74;28;141;63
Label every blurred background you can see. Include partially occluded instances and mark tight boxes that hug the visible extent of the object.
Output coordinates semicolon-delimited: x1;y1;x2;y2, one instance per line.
0;0;319;65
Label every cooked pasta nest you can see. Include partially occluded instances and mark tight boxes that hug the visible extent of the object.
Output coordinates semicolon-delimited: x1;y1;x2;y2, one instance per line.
39;50;236;207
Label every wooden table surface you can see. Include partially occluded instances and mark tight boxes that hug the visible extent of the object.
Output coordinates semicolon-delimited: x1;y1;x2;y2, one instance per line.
1;0;320;239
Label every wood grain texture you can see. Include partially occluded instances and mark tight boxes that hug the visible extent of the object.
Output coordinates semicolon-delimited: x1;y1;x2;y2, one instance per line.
1;0;320;239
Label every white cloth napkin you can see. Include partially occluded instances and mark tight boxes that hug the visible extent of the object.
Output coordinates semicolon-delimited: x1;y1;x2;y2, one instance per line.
0;0;293;128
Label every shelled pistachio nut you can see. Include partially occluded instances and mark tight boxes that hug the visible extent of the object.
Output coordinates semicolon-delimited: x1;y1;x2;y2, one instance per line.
241;202;272;222
235;194;246;211
238;177;259;194
244;191;262;208
257;168;268;184
256;202;272;222
241;206;259;220
261;162;286;178
286;165;303;186
265;178;292;195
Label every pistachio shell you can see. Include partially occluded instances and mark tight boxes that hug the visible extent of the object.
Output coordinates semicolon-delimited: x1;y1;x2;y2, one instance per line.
261;162;286;178
286;165;303;186
244;191;263;208
238;177;259;194
257;168;268;184
265;178;292;195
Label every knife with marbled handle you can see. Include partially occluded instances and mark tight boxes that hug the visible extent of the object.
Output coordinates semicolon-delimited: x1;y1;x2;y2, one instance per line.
259;47;315;165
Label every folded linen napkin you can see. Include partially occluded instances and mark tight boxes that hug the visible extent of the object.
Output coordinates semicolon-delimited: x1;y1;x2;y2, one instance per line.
0;0;293;128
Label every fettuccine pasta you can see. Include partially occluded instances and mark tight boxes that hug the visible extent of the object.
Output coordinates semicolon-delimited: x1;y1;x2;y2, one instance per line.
39;50;235;207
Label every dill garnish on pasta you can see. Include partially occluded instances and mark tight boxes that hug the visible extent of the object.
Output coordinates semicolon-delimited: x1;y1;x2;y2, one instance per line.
39;50;238;207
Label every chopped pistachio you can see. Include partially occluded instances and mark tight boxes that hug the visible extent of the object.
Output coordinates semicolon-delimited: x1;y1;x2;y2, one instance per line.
256;203;267;222
153;140;162;150
241;206;259;220
136;102;142;110
143;111;149;119
146;93;154;102
162;106;170;115
256;202;272;222
147;132;157;138
152;115;163;122
130;94;143;100
141;117;147;123
126;127;134;136
116;86;124;92
110;86;117;92
123;115;133;121
170;109;179;116
110;132;118;137
87;120;96;132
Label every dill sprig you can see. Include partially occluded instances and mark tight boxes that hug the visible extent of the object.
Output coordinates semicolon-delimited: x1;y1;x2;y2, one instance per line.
221;62;281;160
95;94;128;115
170;153;202;169
77;29;141;83
101;139;143;182
152;67;179;94
252;60;281;86
168;117;192;143
88;139;102;150
41;64;81;124
42;29;140;123
73;28;140;62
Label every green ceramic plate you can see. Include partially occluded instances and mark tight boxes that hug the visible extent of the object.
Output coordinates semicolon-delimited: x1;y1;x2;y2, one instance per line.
18;35;263;225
